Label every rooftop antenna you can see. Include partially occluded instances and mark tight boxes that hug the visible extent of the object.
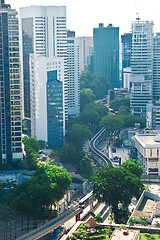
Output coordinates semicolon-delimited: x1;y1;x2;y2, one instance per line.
136;12;140;21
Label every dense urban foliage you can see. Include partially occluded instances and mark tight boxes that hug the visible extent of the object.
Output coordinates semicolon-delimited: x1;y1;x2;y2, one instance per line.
2;163;71;233
80;71;111;100
91;164;144;223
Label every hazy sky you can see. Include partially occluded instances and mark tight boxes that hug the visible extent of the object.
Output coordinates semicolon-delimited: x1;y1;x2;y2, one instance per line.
7;0;160;37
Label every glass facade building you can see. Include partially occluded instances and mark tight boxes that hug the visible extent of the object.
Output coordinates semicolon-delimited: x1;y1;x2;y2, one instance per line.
153;33;160;102
121;33;132;86
93;23;119;88
47;70;63;146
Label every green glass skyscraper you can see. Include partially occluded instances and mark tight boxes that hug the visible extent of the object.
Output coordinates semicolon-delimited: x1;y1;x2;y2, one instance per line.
93;23;119;88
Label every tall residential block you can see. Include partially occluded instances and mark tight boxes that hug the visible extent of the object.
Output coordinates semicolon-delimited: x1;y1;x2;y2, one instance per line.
78;36;93;73
67;30;80;117
130;20;153;118
19;6;68;123
30;55;65;146
121;33;132;86
0;3;23;164
93;23;119;88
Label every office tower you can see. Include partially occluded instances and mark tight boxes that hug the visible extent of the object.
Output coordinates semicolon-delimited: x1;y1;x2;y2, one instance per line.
30;55;64;146
93;23;119;88
67;30;80;117
121;33;132;86
130;20;153;118
153;33;160;102
78;36;93;73
146;101;160;129
19;6;68;123
0;2;23;164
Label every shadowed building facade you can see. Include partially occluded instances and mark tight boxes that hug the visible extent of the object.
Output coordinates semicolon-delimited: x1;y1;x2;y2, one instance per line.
93;23;119;88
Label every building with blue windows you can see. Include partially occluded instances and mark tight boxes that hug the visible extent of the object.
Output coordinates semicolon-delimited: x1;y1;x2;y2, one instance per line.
47;71;63;146
30;55;64;146
121;33;132;86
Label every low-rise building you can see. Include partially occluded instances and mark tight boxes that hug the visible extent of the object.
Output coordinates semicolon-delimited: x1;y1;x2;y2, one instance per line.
110;228;140;240
132;130;160;175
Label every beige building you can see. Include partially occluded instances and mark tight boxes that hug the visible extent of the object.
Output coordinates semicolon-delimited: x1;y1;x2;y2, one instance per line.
110;228;140;240
133;130;160;175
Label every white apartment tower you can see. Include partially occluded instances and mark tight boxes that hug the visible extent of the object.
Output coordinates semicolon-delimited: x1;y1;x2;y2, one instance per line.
130;20;153;118
19;6;68;127
67;30;80;117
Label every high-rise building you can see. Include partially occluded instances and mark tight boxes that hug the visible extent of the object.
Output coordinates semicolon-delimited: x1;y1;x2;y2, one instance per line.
93;23;119;88
153;33;160;102
78;36;93;73
0;2;23;164
121;33;132;86
30;55;65;146
130;20;153;118
67;30;80;117
146;101;160;129
19;6;68;124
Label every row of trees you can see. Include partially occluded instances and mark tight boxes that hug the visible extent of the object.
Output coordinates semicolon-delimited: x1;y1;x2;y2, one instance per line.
0;163;72;238
101;113;145;134
91;158;144;223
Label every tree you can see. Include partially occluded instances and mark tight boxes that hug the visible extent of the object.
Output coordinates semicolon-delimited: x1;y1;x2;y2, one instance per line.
139;215;148;226
118;106;130;115
79;156;94;178
38;140;47;149
154;221;160;229
6;163;72;229
80;110;100;126
23;136;41;170
59;144;84;167
94;214;103;223
65;124;92;148
91;165;144;223
84;103;109;119
100;115;124;134
35;163;72;203
110;98;130;111
128;217;136;227
80;71;111;100
121;158;143;178
80;88;96;111
120;114;146;129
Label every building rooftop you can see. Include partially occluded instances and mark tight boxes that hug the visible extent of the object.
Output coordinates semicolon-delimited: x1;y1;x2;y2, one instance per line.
110;228;140;240
135;133;160;148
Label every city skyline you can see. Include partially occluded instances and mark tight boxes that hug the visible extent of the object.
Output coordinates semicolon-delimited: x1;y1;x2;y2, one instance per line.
7;0;160;37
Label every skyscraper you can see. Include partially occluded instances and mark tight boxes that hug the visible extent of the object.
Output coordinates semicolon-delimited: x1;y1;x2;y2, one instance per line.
130;20;153;118
30;55;65;146
121;33;132;86
67;30;80;117
93;23;119;88
0;2;23;164
153;33;160;102
19;6;68;124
